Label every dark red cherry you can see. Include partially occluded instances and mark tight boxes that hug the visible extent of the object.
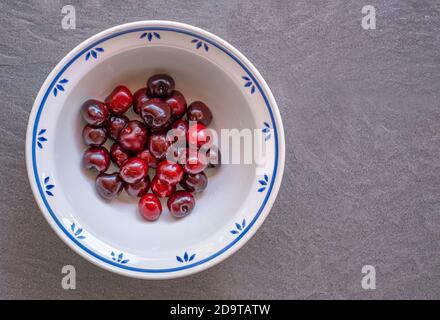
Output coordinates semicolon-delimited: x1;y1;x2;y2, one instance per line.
156;160;184;185
151;176;176;198
167;191;195;218
171;119;189;140
125;176;151;197
206;146;222;168
105;85;133;115
180;172;208;193
118;120;148;152
119;157;148;184
148;132;171;160
184;149;208;174
138;193;162;221
141;99;171;131
147;74;175;97
95;172;123;200
83;147;110;173
187;101;213;126
132;87;150;114
82;124;107;146
187;122;212;149
81;99;109;126
164;90;187;118
110;143;131;167
107;115;129;140
137;149;159;169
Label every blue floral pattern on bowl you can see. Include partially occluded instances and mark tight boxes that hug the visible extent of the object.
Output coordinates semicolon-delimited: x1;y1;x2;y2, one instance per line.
70;223;85;240
258;174;269;193
43;176;55;196
111;252;129;264
230;219;246;235
53;78;68;97
85;47;104;61
176;252;196;263
191;39;209;51
262;122;271;141
242;76;256;94
37;129;47;149
140;32;160;42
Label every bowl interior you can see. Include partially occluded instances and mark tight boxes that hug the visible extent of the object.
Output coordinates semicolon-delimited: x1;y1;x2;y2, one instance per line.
54;46;256;257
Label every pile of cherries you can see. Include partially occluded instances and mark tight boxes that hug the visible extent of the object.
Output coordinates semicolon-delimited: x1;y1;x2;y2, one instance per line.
81;74;220;221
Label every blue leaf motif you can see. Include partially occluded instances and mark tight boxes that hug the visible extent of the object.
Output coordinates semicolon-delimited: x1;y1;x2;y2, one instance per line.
118;253;123;262
59;79;68;84
46;190;54;196
204;43;209;51
236;223;242;231
242;76;250;81
147;32;152;42
177;252;195;263
230;218;246;235
85;52;91;61
46;184;55;190
71;223;75;232
230;230;239;235
111;252;116;257
95;47;104;52
37;142;42;149
242;219;246;228
75;228;82;236
53;87;58;96
244;82;252;87
153;32;160;39
44;177;50;184
121;259;129;264
77;236;86;240
91;50;97;59
242;76;256;94
38;129;46;135
56;84;64;91
140;32;147;39
189;254;196;262
264;174;269;182
258;187;266;193
191;39;198;43
251;85;255;94
196;41;202;49
184;252;189;262
264;122;270;128
38;136;47;142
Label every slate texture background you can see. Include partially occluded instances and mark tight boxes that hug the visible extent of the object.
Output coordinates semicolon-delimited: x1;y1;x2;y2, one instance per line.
0;0;439;299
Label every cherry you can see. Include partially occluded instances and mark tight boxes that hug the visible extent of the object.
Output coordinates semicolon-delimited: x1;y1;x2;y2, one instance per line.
206;146;221;168
180;172;208;193
82;124;107;146
187;101;213;126
171;119;189;139
125;176;151;197
95;172;123;200
137;149;159;169
138;193;162;221
141;99;171;131
110;143;131;167
107;115;129;140
118;120;148;152
105;85;133;115
147;74;175;97
119;157;148;184
151;176;176;198
156;160;184;185
148;132;171;160
81;99;109;126
167;191;195;218
164;90;187;118
187;122;212;149
132;87;150;114
184;149;208;174
83;147;110;173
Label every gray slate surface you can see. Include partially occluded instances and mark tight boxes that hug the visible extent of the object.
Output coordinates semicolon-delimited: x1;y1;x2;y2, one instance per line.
1;0;440;299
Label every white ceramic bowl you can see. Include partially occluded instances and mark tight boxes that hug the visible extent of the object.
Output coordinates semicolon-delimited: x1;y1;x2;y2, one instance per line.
26;21;285;279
